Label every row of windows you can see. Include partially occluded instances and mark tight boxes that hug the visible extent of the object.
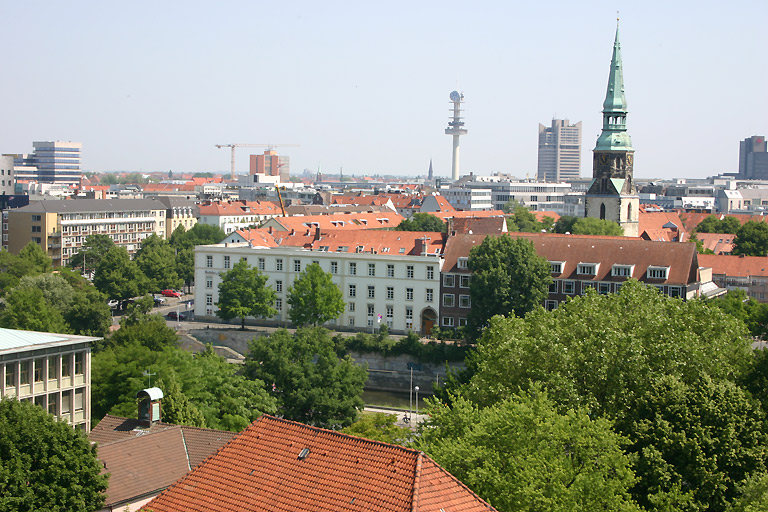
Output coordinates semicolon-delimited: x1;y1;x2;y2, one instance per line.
207;254;436;280
442;294;471;308
548;279;683;297
442;274;471;288
347;285;434;302
550;261;670;280
4;354;84;388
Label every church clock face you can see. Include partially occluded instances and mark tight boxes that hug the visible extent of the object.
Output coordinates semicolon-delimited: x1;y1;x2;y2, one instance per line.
599;154;608;165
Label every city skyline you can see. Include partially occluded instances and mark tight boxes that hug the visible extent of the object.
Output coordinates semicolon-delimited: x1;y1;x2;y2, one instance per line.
0;1;765;180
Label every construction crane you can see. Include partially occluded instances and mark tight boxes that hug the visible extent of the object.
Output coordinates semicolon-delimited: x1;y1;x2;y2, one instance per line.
275;185;287;217
214;144;299;180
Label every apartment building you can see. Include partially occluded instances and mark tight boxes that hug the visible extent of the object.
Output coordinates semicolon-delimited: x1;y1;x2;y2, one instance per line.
0;328;96;431
6;199;167;266
698;254;768;302
195;232;443;334
153;196;198;236
198;200;282;234
439;233;723;328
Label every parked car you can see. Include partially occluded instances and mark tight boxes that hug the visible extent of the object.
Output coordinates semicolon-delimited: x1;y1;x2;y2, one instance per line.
107;299;119;309
161;289;183;298
166;311;186;321
153;296;166;306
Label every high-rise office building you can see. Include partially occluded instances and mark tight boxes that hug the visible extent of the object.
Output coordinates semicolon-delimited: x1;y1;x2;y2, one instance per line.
249;150;290;183
738;136;768;180
537;119;582;181
13;141;82;186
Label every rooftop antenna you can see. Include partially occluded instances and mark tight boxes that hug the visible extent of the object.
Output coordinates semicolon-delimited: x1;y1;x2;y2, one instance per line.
143;369;157;387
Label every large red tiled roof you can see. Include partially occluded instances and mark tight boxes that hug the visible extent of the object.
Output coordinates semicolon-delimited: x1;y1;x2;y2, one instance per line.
431;210;506;220
450;217;506;235
142;415;495;512
198;200;280;216
639;211;686;241
263;211;405;231
698;254;768;277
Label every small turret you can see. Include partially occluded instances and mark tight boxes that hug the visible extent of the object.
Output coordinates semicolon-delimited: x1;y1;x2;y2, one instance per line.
137;387;164;426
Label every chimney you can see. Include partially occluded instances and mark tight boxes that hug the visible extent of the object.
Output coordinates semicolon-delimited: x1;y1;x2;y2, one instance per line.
136;388;164;426
268;226;273;234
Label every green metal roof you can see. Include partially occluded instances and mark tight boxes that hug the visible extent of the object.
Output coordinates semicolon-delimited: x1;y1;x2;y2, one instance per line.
603;23;627;113
595;21;634;153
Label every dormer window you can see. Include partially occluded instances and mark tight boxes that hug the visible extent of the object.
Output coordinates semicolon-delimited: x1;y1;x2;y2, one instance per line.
647;266;670;280
577;263;599;276
549;261;565;274
612;264;634;277
457;257;469;269
355;245;365;253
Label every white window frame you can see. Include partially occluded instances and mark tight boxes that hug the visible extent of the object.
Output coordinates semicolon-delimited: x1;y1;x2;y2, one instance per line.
550;261;565;274
457;257;469;269
443;293;455;307
443;274;455;287
459;294;471;308
647;266;670;280
612;264;634;277
562;280;575;294
577;263;599;276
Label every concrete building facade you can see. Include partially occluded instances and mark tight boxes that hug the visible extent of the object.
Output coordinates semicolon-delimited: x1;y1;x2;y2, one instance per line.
537;119;582;181
739;136;768;180
14;141;82;186
0;155;14;195
0;328;97;432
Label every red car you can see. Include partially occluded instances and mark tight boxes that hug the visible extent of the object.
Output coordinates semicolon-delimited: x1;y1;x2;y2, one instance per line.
161;289;182;298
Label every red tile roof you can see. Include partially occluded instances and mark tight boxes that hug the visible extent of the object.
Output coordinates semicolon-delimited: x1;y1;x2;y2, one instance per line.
698;254;768;277
695;232;735;254
450;217;506;235
639;211;686;241
533;211;561;223
198;200;281;216
431;210;506;221
263;211;405;231
142;415;496;512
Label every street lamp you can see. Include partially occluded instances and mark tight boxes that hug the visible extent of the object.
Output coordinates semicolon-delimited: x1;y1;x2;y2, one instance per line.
415;386;420;419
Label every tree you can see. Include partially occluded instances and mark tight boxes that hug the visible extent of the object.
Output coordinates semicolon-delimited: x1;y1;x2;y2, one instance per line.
216;259;276;329
175;247;195;293
93;245;148;301
417;392;641;512
287;263;345;327
18;242;53;275
66;234;115;274
571;217;625;236
341;412;411;445
91;340;277;431
243;327;367;428
134;234;182;292
733;221;768;256
505;201;542;233
696;215;741;234
710;289;768;338
727;473;768;512
466;235;551;335
0;287;70;333
394;213;446;232
0;398;108;512
554;215;578;234
108;305;178;352
0;249;35;296
170;223;227;251
155;374;206;428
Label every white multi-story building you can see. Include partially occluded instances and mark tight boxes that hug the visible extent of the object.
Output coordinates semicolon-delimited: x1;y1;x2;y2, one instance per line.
463;178;581;215
0;155;14;195
195;243;442;334
537;119;582;182
440;187;493;211
0;328;96;432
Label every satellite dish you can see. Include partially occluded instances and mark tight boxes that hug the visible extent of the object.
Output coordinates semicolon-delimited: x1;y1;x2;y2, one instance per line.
450;90;461;102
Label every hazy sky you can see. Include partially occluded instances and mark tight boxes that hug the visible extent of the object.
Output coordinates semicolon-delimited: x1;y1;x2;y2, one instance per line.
1;1;765;180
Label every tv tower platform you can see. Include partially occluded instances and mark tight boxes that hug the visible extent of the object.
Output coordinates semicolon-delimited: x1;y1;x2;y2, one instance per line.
445;90;467;181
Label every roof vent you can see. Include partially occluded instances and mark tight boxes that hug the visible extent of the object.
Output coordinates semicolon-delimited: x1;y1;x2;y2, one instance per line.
298;448;311;460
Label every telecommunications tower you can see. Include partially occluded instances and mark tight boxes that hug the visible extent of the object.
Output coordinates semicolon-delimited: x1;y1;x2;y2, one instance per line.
445;90;467;181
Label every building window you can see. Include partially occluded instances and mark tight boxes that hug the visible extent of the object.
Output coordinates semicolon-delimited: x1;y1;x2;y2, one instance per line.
19;361;29;385
275;298;282;311
367;305;375;326
458;317;468;327
349;317;355;327
457;257;468;269
598;282;611;295
582;282;597;295
406;288;414;301
75;353;83;375
48;394;57;416
668;286;682;298
61;356;71;378
206;294;213;306
5;363;14;387
294;259;301;272
387;264;395;278
443;274;455;287
577;263;599;275
206;279;213;289
427;266;435;279
348;285;356;298
387;287;394;300
442;316;454;327
349;262;357;275
612;264;634;277
459;275;470;288
48;356;57;380
443;294;455;307
276;280;283;293
562;280;575;294
545;300;558;311
406;307;413;320
368;263;376;277
258;257;265;271
426;288;433;302
32;215;41;222
647;266;670;280
206;255;213;268
368;286;375;299
330;261;338;274
31;225;41;233
348;302;355;312
276;258;283;271
406;265;414;279
34;359;44;382
459;295;471;308
224;256;231;269
550;261;565;274
61;391;71;415
75;389;84;412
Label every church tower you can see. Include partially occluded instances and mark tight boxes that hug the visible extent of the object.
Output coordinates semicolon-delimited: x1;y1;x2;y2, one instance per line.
585;21;639;237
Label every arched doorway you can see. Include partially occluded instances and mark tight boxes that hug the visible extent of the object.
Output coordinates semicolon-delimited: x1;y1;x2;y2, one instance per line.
421;308;437;336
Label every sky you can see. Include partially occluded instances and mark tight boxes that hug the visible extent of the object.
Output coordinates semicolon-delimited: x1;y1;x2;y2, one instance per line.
1;1;765;180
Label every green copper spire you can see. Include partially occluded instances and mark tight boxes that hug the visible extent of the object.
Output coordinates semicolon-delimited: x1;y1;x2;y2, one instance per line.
595;20;633;152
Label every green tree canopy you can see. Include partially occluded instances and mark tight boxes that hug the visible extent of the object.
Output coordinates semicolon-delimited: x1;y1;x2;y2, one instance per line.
0;287;70;333
417;392;642;512
341;412;411;445
570;217;625;236
0;249;36;296
553;215;578;234
92;340;277;431
134;234;182;292
504;201;548;233
466;235;551;335
169;223;227;251
287;263;345;327
710;289;768;338
0;398;108;512
93;245;149;301
696;215;741;234
66;234;116;274
243;327;367;428
216;259;276;329
733;221;768;256
18;242;53;275
395;213;446;232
